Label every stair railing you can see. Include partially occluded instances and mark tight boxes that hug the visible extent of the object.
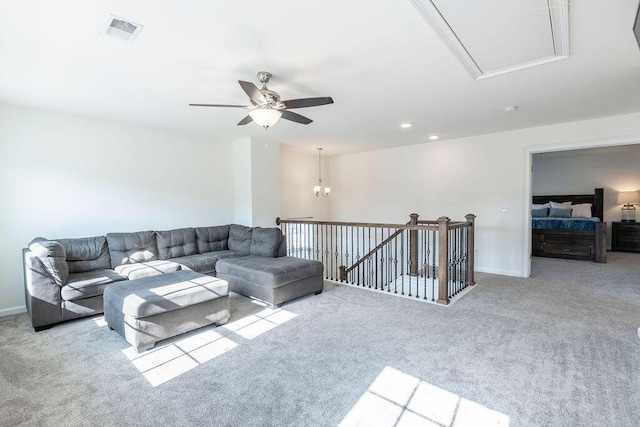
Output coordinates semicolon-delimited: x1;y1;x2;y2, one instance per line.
276;213;475;304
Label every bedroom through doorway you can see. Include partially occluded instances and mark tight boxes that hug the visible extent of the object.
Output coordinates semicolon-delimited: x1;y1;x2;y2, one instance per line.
524;138;640;277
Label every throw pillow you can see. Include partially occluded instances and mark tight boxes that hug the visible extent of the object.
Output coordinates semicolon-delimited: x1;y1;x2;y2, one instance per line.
571;203;593;218
532;203;550;210
549;208;572;218
249;227;282;257
228;224;253;255
550;201;572;210
531;208;548;218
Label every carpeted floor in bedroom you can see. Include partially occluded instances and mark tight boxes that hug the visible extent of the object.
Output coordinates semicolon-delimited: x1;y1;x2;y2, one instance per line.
1;253;639;427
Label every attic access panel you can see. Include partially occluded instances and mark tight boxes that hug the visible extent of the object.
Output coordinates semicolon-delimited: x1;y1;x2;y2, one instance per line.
409;0;569;79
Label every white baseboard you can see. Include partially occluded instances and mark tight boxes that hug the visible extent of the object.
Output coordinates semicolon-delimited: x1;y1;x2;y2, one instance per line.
474;267;524;277
0;306;27;317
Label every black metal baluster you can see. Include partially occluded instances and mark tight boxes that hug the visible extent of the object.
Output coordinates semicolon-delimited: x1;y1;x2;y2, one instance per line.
299;223;303;258
458;227;462;294
376;228;380;290
322;225;327;278
423;229;427;300
464;226;469;289
349;226;358;284
393;229;398;294
333;225;342;278
309;223;313;260
400;230;405;295
315;224;319;263
343;226;349;283
448;228;453;299
432;229;436;302
355;227;360;286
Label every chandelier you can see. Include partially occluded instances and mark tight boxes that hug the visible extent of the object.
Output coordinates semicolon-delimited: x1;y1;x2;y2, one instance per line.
313;148;331;198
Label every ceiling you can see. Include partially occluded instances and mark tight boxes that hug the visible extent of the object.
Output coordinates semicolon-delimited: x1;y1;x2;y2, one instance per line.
1;0;640;156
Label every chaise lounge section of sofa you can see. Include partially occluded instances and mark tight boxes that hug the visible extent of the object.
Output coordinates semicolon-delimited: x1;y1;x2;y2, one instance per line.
23;224;324;331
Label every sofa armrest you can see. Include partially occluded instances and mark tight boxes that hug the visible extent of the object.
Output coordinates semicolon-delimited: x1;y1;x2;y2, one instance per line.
27;238;69;286
23;239;68;330
277;234;287;257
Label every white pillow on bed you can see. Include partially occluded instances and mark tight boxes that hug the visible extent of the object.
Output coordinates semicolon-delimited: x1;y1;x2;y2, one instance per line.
571;203;593;218
532;203;550;209
550;201;572;210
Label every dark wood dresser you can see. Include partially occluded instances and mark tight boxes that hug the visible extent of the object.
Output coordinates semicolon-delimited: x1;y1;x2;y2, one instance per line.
611;222;640;252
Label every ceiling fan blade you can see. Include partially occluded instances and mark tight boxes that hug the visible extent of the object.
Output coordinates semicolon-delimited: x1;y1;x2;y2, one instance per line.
239;81;267;104
189;103;249;108
281;110;313;125
237;115;253;126
281;97;334;109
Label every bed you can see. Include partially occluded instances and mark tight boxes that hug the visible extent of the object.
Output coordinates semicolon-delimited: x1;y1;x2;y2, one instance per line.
531;188;606;263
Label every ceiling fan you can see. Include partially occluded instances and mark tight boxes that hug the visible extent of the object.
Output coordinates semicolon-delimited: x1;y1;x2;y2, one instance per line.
189;71;334;129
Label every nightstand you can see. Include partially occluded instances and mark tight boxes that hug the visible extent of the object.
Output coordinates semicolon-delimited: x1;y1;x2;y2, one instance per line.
611;222;640;252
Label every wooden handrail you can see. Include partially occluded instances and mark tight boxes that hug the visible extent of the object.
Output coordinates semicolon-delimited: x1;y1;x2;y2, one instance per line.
277;217;470;229
342;223;409;278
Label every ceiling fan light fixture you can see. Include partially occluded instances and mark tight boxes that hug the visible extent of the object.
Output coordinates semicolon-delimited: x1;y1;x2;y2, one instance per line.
249;108;282;128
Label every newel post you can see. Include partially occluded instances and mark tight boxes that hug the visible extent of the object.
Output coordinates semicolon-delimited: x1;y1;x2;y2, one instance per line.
437;216;450;305
409;213;419;277
339;266;347;282
465;214;476;286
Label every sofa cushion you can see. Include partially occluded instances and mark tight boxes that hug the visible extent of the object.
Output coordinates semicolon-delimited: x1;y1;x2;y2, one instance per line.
249;227;282;257
215;256;324;288
57;236;110;273
28;238;69;286
195;225;230;253
228;224;252;255
156;228;197;260
104;270;229;318
61;269;126;301
106;231;158;268
170;250;244;275
114;260;181;280
170;254;218;275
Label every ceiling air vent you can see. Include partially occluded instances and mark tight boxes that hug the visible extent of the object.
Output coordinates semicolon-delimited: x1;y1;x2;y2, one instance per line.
100;14;143;43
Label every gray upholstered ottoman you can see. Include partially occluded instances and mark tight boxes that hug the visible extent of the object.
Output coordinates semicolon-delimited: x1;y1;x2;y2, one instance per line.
104;270;230;352
216;256;324;308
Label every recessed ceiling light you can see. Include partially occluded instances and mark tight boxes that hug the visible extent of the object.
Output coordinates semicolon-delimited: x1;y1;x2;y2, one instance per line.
400;123;413;128
428;135;439;140
503;105;518;113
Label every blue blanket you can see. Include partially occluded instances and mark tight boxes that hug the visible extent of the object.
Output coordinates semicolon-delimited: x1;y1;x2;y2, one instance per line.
532;217;600;231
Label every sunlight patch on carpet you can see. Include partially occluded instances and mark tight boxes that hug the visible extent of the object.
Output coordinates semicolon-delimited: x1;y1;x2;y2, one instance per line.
121;329;237;387
93;316;108;328
117;303;298;387
339;366;509;427
222;307;298;339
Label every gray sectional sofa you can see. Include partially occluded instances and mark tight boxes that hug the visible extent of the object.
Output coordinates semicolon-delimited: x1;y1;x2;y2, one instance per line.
23;224;324;331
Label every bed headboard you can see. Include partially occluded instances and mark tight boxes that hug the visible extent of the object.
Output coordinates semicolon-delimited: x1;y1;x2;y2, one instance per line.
532;188;604;221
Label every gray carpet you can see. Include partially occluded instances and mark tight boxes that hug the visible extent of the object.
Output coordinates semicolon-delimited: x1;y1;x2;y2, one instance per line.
1;253;639;426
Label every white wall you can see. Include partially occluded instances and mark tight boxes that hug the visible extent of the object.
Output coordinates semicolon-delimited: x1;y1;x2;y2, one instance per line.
280;146;330;221
320;112;640;277
533;147;640;248
233;137;281;228
233;138;253;226
250;140;281;227
0;104;235;314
